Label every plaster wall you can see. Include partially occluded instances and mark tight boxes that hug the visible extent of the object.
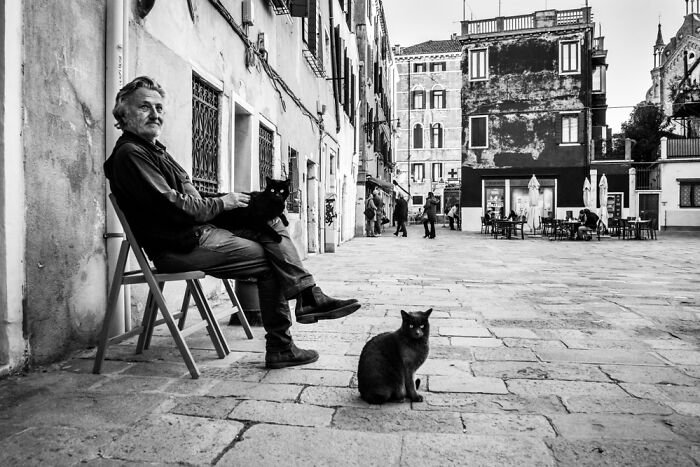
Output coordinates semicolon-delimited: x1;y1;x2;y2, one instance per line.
659;160;700;228
21;0;108;363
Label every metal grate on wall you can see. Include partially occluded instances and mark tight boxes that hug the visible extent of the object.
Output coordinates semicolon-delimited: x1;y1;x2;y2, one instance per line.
192;75;220;195
259;125;274;189
286;147;301;213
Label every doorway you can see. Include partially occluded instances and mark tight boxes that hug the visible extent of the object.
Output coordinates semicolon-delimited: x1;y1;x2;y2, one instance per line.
639;193;659;228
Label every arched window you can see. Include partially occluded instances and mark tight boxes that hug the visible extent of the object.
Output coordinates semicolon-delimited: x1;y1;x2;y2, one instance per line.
430;123;443;149
413;123;423;149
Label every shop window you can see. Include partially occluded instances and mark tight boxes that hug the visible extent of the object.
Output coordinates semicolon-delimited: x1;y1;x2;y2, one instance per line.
430;123;443;148
411;163;425;182
469;48;488;80
560;40;580;74
430;89;446;109
413;123;423;148
469;115;488;148
680;181;700;207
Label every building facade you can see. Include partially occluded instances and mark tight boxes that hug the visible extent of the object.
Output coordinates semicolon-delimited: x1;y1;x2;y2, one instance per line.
394;39;462;218
0;0;369;373
459;7;608;230
647;1;700;229
354;0;397;236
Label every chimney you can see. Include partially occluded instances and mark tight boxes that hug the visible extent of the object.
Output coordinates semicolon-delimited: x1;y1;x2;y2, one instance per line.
394;44;402;55
450;33;457;40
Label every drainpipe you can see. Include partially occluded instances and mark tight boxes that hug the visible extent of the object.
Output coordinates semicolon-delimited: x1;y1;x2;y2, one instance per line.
105;0;130;335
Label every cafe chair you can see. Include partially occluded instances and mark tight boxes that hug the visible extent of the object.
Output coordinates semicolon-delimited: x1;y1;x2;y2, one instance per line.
93;194;253;379
480;216;491;234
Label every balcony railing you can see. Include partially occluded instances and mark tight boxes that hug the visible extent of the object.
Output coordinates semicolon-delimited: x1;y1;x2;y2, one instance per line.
463;8;590;36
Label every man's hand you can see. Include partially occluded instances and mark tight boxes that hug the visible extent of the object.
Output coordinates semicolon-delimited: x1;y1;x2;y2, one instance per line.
221;192;250;210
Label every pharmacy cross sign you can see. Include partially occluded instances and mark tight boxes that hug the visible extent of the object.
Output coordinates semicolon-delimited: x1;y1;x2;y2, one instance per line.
448;168;458;179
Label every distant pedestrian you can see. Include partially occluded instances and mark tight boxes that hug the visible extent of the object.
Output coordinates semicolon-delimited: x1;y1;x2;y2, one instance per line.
393;194;408;237
364;194;377;237
447;203;460;230
422;192;440;239
373;187;384;236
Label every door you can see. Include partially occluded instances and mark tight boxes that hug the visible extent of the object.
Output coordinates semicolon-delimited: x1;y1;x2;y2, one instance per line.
639;193;659;229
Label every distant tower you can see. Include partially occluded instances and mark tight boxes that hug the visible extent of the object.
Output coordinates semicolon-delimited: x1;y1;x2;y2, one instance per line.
654;23;665;69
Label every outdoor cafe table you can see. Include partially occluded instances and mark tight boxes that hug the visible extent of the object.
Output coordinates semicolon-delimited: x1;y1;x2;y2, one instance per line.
560;220;581;240
623;219;652;240
492;219;526;239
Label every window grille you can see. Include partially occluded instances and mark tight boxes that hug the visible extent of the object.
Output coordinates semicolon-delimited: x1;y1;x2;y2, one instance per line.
287;147;301;213
259;125;274;189
192;75;220;195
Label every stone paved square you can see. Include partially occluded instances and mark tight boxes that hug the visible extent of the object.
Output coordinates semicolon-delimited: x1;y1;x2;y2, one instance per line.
2;228;699;464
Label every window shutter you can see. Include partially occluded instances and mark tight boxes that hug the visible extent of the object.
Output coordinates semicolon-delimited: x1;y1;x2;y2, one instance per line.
439;125;443;148
351;72;356;122
577;112;585;144
289;0;308;17
308;0;318;56
442;91;447;109
344;53;350;114
420;90;426;109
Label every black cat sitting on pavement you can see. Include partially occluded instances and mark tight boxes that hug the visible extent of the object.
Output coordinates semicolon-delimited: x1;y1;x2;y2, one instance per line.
357;308;432;404
211;177;290;243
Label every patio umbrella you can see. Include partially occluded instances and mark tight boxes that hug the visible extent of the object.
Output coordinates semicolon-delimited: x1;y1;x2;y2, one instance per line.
599;174;609;229
583;177;593;209
527;174;541;233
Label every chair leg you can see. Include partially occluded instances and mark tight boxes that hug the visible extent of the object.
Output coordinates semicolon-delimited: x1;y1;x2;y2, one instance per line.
142;282;164;351
145;280;199;378
178;287;191;331
189;279;230;358
93;241;130;375
223;279;254;339
136;290;157;354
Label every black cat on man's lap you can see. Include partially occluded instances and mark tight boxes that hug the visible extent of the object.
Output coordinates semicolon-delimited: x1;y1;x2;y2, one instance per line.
211;177;291;243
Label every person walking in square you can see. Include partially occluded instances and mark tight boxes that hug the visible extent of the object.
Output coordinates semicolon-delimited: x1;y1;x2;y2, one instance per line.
393;194;408;237
447;203;460;230
422;192;440;239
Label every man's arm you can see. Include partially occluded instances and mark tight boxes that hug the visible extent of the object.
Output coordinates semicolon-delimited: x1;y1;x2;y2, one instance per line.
110;144;227;223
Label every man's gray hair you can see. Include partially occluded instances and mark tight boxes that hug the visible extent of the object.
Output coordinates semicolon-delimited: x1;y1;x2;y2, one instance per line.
112;76;165;129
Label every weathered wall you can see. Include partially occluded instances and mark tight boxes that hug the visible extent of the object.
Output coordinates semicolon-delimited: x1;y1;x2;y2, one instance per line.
461;30;590;210
22;0;108;363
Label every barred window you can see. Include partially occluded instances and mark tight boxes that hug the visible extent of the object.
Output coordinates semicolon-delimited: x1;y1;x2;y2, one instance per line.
192;74;220;195
259;125;274;189
287;147;301;213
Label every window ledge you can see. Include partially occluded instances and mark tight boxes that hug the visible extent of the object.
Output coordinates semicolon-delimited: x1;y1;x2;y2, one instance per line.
559;70;581;76
559;143;581;147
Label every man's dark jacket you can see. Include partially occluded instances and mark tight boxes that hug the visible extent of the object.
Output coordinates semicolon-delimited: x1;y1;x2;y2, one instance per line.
104;131;224;256
394;197;408;222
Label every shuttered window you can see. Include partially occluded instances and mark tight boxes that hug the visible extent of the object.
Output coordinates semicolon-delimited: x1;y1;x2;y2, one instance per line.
431;123;443;149
560;40;580;74
469;116;488;148
561;113;579;144
469;48;488;80
413;124;423;149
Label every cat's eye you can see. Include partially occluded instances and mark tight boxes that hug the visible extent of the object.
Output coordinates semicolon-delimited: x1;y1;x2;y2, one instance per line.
420;325;425;329
409;324;414;328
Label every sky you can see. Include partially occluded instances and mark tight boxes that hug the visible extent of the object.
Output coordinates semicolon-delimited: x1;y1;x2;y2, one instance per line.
382;0;687;132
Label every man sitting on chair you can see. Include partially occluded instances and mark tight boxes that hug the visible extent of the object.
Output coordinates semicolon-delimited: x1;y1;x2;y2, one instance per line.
577;208;599;241
104;76;360;369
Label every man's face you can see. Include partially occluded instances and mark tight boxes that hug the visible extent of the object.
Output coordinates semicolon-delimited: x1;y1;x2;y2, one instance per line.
121;88;164;143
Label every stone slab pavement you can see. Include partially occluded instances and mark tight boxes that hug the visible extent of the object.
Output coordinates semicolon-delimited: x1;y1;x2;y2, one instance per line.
1;225;699;466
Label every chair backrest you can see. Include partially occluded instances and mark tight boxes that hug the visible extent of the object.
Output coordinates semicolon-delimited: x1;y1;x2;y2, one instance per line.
109;193;154;274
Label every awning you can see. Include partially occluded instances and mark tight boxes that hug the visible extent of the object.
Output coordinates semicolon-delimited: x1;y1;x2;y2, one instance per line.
366;175;394;194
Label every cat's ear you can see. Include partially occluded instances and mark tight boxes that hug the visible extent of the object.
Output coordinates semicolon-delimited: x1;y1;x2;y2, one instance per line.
265;176;272;185
400;310;409;320
424;308;433;317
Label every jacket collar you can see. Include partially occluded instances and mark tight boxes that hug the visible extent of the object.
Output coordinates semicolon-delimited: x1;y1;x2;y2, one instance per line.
121;130;167;153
